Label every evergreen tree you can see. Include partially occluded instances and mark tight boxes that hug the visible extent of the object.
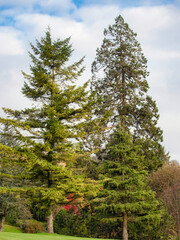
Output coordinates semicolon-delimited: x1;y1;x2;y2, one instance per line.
93;127;160;240
0;125;31;231
91;15;168;171
0;124;21;148
0;29;93;233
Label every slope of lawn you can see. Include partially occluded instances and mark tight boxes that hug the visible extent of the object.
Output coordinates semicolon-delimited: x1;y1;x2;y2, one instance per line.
0;226;110;240
4;224;22;233
0;232;86;240
0;232;106;240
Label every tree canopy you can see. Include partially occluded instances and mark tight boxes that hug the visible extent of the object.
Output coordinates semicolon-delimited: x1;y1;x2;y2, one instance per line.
0;29;95;234
91;15;168;171
93;127;160;240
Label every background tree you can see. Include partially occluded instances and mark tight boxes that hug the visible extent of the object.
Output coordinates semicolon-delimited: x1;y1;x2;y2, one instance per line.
93;127;160;240
150;161;180;239
91;15;168;171
0;29;94;234
0;124;21;148
0;193;32;232
0;126;31;232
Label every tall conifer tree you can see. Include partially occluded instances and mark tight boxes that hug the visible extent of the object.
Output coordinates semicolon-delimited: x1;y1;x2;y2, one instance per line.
91;15;168;170
0;29;92;233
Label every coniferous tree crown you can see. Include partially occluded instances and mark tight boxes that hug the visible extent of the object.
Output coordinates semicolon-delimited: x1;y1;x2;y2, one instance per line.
90;15;168;171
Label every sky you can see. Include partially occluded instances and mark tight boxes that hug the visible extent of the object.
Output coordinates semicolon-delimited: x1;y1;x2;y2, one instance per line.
0;0;180;161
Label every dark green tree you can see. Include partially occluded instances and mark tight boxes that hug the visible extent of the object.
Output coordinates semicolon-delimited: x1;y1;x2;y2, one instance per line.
0;29;93;233
91;15;168;171
93;127;161;240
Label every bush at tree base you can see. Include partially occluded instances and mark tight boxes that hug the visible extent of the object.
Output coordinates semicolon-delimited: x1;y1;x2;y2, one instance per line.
16;219;45;233
53;206;173;239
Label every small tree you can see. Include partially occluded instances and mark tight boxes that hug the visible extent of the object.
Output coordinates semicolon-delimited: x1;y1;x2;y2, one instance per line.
150;162;180;239
0;29;92;233
93;127;160;240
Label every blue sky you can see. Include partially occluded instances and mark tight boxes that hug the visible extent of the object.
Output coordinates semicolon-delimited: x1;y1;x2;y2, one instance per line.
73;0;177;7
0;0;180;161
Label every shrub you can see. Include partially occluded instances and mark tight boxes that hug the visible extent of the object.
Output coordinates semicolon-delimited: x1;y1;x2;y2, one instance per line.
16;219;45;233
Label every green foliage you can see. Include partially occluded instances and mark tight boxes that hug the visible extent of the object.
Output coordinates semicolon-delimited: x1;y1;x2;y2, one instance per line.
0;28;94;233
92;127;162;239
127;205;174;240
0;194;32;226
54;207;118;238
16;219;45;233
0;138;32;229
4;224;22;233
91;15;168;171
54;209;90;237
53;196;173;239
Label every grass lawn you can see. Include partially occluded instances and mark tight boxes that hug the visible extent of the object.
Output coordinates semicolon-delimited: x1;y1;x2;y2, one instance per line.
0;232;98;240
0;224;111;240
0;225;107;240
4;224;22;233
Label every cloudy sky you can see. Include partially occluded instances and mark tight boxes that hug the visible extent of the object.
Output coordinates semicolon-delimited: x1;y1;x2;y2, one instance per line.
0;0;180;161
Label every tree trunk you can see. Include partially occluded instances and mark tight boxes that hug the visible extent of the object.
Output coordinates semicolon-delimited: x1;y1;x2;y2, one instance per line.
177;225;180;240
121;69;127;129
0;215;5;232
47;212;54;234
123;212;128;240
46;206;63;234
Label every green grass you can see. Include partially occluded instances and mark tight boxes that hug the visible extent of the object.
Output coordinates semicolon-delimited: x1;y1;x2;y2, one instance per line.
0;224;111;240
4;224;22;233
0;232;101;240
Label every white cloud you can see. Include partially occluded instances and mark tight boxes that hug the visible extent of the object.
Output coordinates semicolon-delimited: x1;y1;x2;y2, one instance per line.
74;4;120;24
15;13;93;58
123;5;173;31
15;4;121;56
0;54;31;118
122;5;180;50
144;47;180;60
0;27;24;55
159;113;180;160
0;69;30;109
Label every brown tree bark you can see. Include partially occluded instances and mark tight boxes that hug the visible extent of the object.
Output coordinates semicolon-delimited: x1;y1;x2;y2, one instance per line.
121;69;127;130
0;215;5;232
123;212;128;240
46;206;63;234
47;212;54;234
